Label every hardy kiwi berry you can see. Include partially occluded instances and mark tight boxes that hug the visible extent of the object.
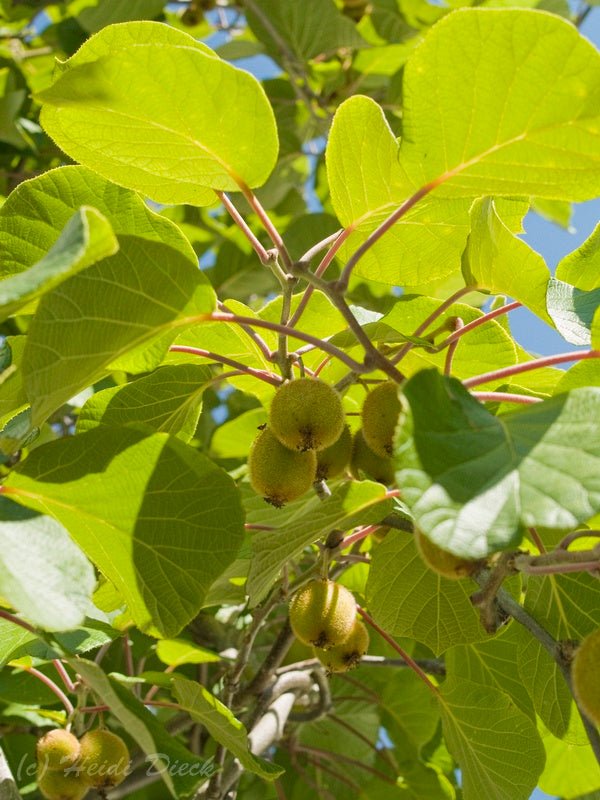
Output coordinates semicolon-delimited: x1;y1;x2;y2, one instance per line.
77;730;130;789
248;427;316;507
37;768;89;800
572;628;600;727
316;620;370;673
350;429;395;485
36;729;81;772
361;381;402;458
415;529;479;580
269;378;344;452
316;424;352;480
289;579;357;650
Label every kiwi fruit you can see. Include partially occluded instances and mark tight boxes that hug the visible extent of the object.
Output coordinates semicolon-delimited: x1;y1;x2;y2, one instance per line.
77;730;129;789
248;427;317;507
415;528;479;580
315;620;370;673
350;429;395;485
37;767;89;800
316;424;352;480
572;628;600;727
361;381;402;458
36;729;81;772
269;378;345;452
289;579;357;650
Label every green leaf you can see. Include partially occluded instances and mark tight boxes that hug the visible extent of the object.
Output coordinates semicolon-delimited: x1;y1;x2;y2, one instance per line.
0;336;28;428
556;223;600;290
156;639;221;667
366;531;486;655
245;0;367;63
210;408;268;460
397;370;600;559
0;497;95;632
546;277;600;345
0;620;36;667
462;198;551;322
69;659;215;798
172;675;283;780
0;206;117;322
538;724;600;798
77;365;214;442
401;10;600;200
38;22;278;204
439;678;545;800
246;480;393;606
4;428;245;638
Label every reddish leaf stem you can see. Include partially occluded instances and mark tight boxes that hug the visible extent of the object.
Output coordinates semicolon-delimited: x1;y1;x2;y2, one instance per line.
471;391;541;405
444;317;463;375
216;191;271;264
24;667;74;716
0;608;35;633
169;345;282;386
528;527;547;553
238;182;293;270
357;606;439;695
341;524;381;549
463;350;600;389
436;301;522;349
53;661;77;693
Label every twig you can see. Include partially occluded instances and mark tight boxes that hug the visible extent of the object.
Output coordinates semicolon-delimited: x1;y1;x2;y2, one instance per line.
444;318;463;375
169;345;282;386
237;182;293;270
558;530;600;550
218;301;273;361
53;661;77;693
23;667;74;717
0;608;35;633
216;192;271;265
435;301;522;349
463;350;600;389
470;392;541;405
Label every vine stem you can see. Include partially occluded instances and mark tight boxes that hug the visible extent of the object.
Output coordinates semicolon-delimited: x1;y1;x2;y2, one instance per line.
218;301;273;360
238;182;293;270
0;608;35;633
169;345;282;386
216;191;271;264
463;349;600;388
444;317;463;375
470;391;541;405
435;301;522;349
340;524;381;549
53;661;77;693
357;606;439;695
24;667;74;716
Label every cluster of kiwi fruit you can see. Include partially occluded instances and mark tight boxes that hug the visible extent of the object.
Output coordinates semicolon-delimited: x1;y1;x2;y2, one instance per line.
571;628;600;728
248;378;403;507
36;728;129;800
289;579;369;674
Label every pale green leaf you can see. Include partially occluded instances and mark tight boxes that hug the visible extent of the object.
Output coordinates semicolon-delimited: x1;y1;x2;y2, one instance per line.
463;198;551;322
172;675;283;779
0;336;28;428
0;620;36;667
0;206;117;322
401;10;600;200
0;497;95;631
556;223;600;290
77;364;214;442
556;360;600;393
439;678;545;800
397;370;600;559
365;531;487;655
246;481;393;606
38;22;278;204
156;639;221;667
538;723;600;798
4;428;245;638
546;277;600;345
70;659;214;798
210;408;267;460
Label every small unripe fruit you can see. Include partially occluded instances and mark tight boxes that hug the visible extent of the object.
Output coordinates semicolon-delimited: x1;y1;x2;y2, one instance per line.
316;424;352;480
315;620;370;673
289;579;357;650
78;730;130;789
572;629;600;727
361;382;402;458
248;427;316;507
415;529;479;580
350;429;395;485
37;729;81;772
37;767;89;800
269;378;345;452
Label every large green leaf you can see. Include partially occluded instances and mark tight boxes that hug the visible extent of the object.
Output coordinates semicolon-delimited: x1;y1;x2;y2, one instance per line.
77;364;214;442
397;370;600;559
70;659;214;798
0;497;95;631
439;678;545;800
538;724;600;799
556;223;600;290
246;480;393;606
546;278;600;345
0;206;117;321
462;198;551;322
401;10;600;200
3;428;245;638
173;675;283;780
0;336;28;429
365;531;487;655
38;22;278;204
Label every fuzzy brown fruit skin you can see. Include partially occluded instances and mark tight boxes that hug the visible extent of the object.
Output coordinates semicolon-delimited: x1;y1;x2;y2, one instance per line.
269;378;345;452
248;427;317;507
289;579;357;650
572;628;600;727
37;767;89;800
415;529;479;580
316;424;353;480
77;730;130;789
37;729;81;772
361;381;402;458
315;620;370;673
350;429;395;485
